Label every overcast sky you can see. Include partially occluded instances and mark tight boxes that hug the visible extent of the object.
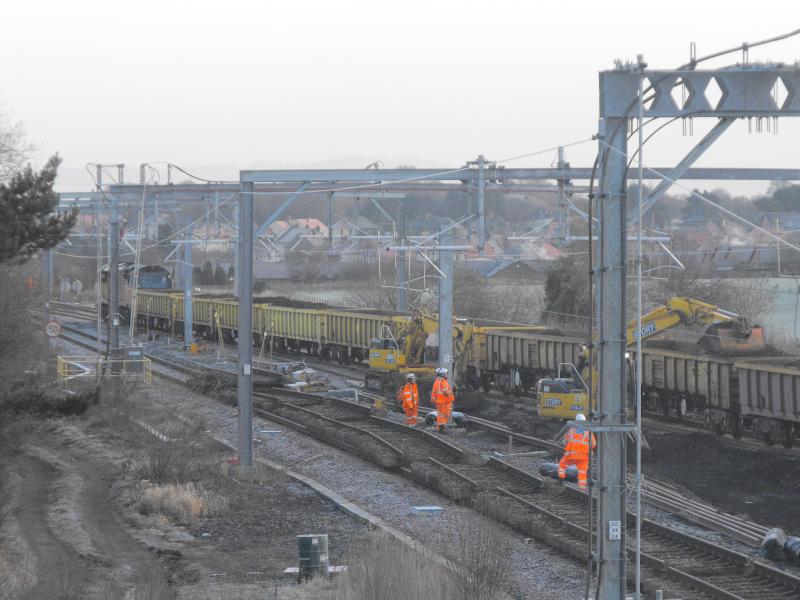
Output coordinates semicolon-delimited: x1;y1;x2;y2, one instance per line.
1;0;799;194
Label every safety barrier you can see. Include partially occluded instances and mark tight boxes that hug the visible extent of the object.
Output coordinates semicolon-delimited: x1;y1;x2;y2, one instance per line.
56;355;153;386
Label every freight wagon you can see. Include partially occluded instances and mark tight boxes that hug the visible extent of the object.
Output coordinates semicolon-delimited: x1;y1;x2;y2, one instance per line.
111;280;800;447
466;329;585;395
732;361;800;447
128;291;414;364
630;347;735;420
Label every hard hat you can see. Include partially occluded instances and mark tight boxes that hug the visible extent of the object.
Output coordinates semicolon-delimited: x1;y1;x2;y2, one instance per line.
575;413;587;422
407;373;417;381
439;368;448;377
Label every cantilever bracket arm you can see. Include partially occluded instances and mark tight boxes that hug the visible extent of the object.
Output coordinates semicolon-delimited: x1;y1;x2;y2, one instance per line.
253;182;310;238
628;117;734;226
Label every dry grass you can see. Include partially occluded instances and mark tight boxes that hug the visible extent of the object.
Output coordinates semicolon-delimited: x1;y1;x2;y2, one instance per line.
134;481;228;525
334;520;511;600
334;532;454;600
440;516;513;600
135;413;208;484
178;579;337;600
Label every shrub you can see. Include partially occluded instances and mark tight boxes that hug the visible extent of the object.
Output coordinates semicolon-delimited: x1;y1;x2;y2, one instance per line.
134;481;228;524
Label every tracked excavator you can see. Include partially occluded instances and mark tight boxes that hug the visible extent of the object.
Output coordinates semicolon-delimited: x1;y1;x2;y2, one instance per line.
537;297;766;420
366;311;539;410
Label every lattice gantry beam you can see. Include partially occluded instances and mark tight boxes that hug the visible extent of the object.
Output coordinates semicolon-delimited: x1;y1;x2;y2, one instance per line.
601;65;800;118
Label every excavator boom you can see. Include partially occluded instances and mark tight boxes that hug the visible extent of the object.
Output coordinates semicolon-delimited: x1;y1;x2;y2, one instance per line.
626;296;765;353
539;295;766;420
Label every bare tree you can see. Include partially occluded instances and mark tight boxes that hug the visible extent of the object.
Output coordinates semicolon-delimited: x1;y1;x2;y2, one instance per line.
0;109;32;183
644;268;776;323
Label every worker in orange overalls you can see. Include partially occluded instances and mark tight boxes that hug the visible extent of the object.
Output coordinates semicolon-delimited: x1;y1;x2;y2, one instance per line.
399;373;419;426
558;413;596;490
431;368;454;434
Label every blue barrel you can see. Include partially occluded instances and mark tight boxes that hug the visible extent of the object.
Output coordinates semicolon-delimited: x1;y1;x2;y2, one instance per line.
297;534;329;580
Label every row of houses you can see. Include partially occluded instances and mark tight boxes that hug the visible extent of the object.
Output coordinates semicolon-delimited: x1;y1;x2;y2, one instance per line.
666;211;800;273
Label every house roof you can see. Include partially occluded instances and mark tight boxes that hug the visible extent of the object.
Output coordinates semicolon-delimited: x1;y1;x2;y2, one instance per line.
757;212;800;230
292;218;329;234
266;220;291;236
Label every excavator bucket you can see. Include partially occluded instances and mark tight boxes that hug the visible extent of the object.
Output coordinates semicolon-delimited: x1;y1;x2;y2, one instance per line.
699;322;766;353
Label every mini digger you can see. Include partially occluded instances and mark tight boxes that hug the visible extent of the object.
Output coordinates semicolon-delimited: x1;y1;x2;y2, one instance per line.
366;310;541;410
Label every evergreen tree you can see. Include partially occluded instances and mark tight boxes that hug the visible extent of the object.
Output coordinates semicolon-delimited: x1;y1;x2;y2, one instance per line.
214;265;226;286
544;255;591;318
202;261;214;284
0;155;76;262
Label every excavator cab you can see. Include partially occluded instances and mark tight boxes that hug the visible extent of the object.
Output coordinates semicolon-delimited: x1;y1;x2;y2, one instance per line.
537;361;590;419
368;336;405;371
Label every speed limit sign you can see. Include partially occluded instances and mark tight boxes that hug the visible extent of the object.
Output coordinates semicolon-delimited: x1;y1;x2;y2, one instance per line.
45;320;62;338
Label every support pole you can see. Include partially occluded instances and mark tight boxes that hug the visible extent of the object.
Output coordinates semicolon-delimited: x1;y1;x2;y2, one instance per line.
634;65;645;600
43;250;52;326
233;203;239;291
237;181;254;469
438;230;454;374
327;192;333;244
477;155;486;251
94;198;102;354
557;146;570;243
396;196;407;312
109;197;120;356
596;116;628;600
397;249;407;311
183;221;193;349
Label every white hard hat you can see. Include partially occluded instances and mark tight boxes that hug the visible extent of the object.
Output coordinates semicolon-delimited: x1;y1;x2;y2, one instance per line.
575;413;587;422
407;373;417;381
439;368;448;376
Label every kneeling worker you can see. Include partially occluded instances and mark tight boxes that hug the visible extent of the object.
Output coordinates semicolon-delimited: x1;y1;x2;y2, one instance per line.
431;368;454;434
558;413;596;490
400;373;419;426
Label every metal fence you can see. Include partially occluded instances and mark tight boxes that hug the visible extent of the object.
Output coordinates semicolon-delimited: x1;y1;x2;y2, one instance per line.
56;355;153;387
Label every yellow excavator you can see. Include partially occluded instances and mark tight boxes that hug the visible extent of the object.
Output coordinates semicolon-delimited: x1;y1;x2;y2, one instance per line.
367;310;539;409
537;297;766;420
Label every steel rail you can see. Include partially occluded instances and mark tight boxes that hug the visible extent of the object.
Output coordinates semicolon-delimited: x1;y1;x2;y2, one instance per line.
261;391;800;600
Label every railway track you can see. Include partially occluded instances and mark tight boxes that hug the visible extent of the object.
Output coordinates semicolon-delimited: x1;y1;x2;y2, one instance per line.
44;301;98;322
54;318;788;549
252;389;800;600
51;316;800;597
43;304;795;450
